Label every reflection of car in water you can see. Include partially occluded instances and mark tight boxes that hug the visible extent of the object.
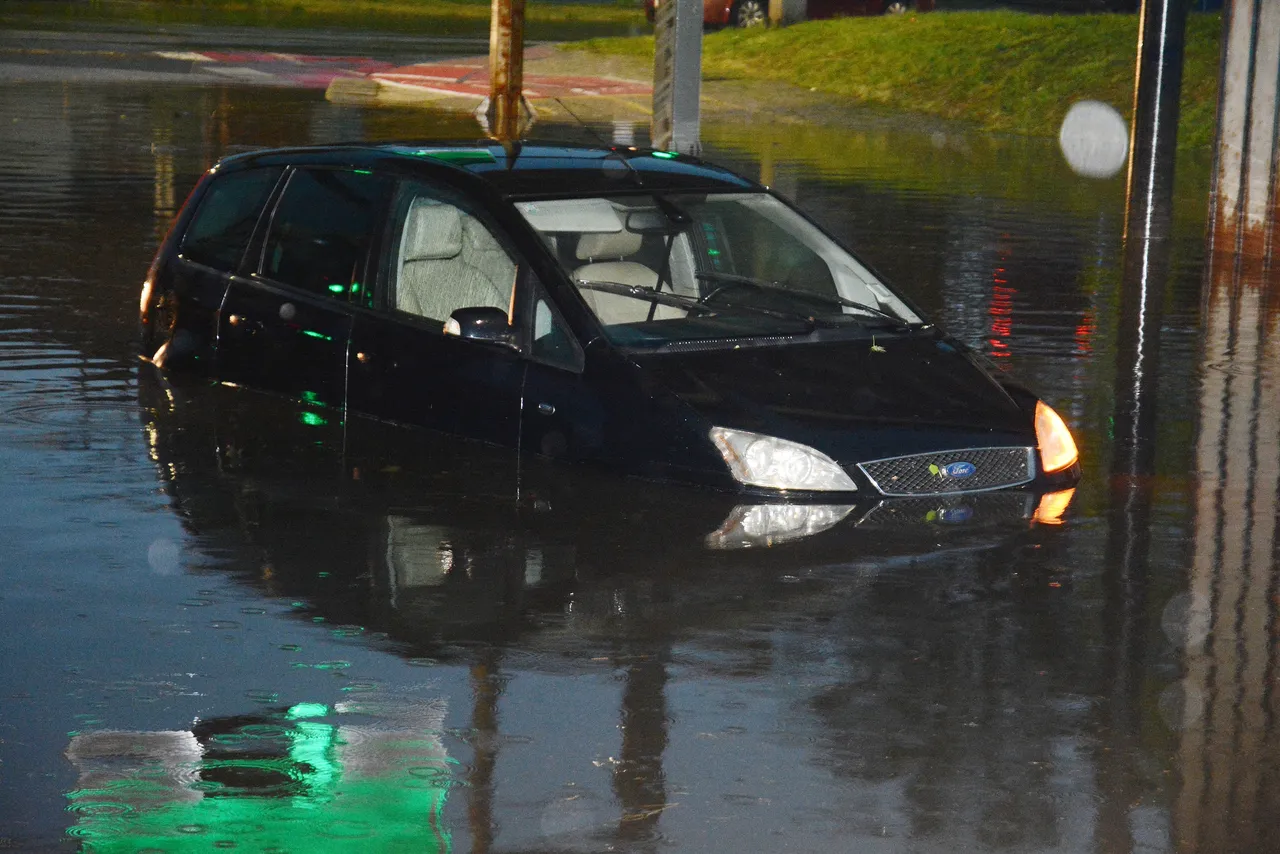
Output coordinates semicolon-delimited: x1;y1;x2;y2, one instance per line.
113;371;1081;850
65;700;453;851
137;369;1075;652
140;143;1079;502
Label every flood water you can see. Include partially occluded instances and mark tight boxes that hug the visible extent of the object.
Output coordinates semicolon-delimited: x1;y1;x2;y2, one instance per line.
2;30;1278;854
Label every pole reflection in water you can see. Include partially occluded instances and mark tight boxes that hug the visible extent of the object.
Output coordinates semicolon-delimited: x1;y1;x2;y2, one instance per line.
1112;228;1173;481
1172;258;1280;853
1101;16;1184;829
468;652;502;854
1100;217;1174;834
613;649;670;844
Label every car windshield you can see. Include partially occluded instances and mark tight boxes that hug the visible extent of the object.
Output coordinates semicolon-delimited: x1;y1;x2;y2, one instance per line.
515;191;923;350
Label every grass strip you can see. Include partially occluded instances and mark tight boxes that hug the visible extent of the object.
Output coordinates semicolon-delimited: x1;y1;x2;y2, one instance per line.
569;10;1223;147
3;0;644;40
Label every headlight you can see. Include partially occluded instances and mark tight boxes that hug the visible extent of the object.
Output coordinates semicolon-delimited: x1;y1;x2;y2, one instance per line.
709;427;857;491
1035;400;1079;474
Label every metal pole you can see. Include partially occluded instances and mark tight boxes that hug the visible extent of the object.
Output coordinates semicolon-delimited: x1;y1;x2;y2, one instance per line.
1112;0;1188;478
487;0;526;144
1123;0;1188;245
651;0;701;154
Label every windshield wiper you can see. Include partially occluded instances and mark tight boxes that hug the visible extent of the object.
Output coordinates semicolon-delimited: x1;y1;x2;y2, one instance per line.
695;272;911;326
575;279;816;329
575;280;704;309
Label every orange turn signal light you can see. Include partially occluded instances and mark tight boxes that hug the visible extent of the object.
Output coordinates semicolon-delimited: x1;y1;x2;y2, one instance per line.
1035;400;1079;474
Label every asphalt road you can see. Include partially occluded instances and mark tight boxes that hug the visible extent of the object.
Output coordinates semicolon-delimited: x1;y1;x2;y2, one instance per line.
0;23;495;85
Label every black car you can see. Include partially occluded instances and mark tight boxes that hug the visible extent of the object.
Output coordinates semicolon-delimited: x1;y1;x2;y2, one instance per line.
139;142;1080;503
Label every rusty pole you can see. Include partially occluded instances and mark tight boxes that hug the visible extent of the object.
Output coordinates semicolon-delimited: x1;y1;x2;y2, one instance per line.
487;0;527;144
1208;0;1280;266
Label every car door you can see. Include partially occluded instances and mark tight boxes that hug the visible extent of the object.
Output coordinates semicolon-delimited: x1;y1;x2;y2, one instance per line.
146;165;284;370
517;279;596;463
217;166;392;411
346;179;525;447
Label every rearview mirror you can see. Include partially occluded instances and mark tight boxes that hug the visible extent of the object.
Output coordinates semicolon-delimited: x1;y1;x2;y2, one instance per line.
625;209;686;235
445;306;517;349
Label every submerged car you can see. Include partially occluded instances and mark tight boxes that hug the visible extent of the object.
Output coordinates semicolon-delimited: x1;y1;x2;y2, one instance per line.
139;142;1080;501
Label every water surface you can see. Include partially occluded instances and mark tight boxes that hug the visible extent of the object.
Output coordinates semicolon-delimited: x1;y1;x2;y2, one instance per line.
1;48;1275;854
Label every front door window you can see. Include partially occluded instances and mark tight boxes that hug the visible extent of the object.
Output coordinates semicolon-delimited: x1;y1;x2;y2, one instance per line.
390;186;517;326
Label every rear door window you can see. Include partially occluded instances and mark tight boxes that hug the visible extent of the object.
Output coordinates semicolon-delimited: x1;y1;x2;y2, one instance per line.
180;166;283;272
260;168;390;304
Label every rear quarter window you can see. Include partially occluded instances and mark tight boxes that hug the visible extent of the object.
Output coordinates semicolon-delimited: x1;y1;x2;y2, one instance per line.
180;167;283;272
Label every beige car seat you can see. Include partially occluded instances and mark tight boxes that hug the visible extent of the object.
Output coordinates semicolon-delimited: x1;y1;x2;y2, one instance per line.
573;231;686;325
396;198;515;323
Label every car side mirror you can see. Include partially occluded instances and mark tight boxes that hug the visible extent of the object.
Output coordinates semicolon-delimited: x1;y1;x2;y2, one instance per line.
445;306;517;349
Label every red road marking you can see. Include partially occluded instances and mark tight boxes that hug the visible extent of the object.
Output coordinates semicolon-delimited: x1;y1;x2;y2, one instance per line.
154;52;649;97
158;50;396;88
373;61;650;99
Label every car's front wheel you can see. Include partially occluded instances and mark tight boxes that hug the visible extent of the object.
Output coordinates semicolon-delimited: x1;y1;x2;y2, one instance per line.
731;0;768;27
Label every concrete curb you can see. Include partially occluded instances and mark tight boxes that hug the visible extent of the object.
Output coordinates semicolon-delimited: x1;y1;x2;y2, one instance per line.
325;48;656;127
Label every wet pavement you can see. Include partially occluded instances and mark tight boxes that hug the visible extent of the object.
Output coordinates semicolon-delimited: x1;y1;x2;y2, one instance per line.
2;25;1278;854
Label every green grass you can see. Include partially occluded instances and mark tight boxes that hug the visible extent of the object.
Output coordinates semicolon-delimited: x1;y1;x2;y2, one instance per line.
2;0;643;40
570;10;1223;147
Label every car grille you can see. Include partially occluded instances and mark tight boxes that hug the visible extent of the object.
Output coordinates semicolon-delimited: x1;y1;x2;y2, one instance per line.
856;446;1035;496
858;493;1037;527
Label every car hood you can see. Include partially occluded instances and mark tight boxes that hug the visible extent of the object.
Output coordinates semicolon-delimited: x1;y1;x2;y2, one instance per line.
629;332;1036;463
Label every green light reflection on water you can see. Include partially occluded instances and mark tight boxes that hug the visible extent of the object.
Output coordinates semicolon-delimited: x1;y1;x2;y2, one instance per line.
64;703;454;852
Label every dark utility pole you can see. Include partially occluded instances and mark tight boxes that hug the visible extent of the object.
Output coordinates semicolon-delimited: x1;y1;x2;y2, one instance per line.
1124;0;1188;245
1112;0;1188;480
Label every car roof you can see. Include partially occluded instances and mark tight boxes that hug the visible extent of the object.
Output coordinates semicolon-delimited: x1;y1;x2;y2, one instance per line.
215;140;760;198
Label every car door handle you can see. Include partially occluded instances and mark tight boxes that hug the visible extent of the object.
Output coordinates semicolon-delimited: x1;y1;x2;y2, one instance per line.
537;402;555;415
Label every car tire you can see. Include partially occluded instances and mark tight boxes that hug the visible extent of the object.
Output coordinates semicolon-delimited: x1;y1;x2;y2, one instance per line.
731;0;768;27
882;0;912;12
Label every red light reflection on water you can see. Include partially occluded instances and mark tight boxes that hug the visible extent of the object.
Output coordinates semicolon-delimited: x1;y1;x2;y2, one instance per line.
988;263;1015;359
1074;309;1096;357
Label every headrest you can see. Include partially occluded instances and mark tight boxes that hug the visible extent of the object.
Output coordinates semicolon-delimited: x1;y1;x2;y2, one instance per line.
576;229;643;261
402;199;463;262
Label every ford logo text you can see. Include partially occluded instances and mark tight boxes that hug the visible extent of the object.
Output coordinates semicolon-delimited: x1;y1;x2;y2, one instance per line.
941;461;976;478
